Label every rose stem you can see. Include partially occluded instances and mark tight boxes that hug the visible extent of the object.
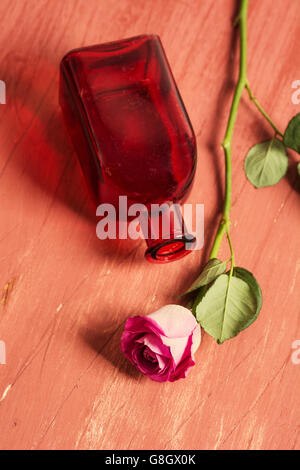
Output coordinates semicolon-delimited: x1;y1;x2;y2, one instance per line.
245;83;284;137
208;0;286;266
209;0;249;264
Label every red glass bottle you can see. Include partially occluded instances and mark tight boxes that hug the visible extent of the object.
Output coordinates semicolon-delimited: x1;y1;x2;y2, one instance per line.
59;34;197;262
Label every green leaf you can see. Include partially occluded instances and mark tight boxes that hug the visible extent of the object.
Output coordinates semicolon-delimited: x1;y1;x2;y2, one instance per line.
192;285;208;318
283;113;300;153
244;138;288;188
297;162;300;176
232;267;262;331
195;267;262;344
182;258;227;295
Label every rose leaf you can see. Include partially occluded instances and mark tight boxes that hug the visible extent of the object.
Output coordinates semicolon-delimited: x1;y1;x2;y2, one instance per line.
283;113;300;153
195;267;262;344
182;258;227;295
244;137;288;188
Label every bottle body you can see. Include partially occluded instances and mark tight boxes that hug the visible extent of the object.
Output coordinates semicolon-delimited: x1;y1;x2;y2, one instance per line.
60;35;197;262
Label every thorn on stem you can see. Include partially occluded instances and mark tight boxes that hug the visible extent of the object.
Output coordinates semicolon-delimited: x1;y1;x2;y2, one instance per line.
233;15;240;27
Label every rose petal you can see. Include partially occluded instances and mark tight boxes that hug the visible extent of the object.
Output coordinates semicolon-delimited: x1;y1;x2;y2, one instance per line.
146;357;173;382
123;316;165;336
160;335;190;366
169;334;196;381
155;353;168;370
148;305;198;339
132;343;159;375
137;333;171;358
136;335;172;376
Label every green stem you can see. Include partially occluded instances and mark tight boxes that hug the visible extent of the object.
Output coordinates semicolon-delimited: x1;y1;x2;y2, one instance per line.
208;0;283;267
209;0;248;262
226;231;235;274
245;83;284;137
209;220;227;259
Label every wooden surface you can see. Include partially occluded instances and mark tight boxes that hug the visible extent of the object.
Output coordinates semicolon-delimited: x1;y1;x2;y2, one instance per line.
0;0;300;450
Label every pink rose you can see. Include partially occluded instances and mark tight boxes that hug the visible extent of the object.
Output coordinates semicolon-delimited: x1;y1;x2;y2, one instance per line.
121;304;201;382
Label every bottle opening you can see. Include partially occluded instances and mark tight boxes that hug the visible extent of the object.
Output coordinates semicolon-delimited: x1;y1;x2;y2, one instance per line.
145;235;196;263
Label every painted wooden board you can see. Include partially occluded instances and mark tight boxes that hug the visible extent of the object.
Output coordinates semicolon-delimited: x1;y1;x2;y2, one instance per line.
0;0;299;450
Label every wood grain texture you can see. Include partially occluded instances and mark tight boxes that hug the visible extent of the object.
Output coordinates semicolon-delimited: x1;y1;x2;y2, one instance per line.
0;0;299;450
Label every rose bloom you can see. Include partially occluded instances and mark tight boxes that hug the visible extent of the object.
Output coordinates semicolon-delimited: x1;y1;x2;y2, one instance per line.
121;305;201;382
